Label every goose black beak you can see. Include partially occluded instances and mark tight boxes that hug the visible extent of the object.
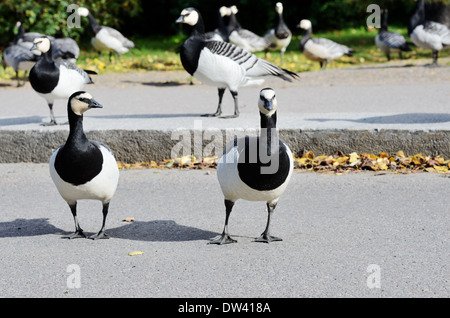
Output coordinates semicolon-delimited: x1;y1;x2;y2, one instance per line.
175;16;184;23
30;43;38;51
89;99;103;109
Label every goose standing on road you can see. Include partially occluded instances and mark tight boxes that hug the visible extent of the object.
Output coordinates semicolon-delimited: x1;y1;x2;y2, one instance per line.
50;91;119;240
176;7;298;118
226;6;275;53
375;9;411;61
297;19;354;70
77;7;135;60
264;2;292;62
29;37;95;126
408;0;450;66
210;88;293;244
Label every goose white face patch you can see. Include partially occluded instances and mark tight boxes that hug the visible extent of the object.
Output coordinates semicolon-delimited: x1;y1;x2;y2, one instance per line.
34;37;51;53
181;9;199;26
299;19;312;30
71;92;94;116
276;2;283;14
77;7;89;17
258;89;277;116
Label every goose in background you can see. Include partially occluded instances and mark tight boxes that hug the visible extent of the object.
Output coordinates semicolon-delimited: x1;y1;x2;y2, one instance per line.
14;21;80;62
264;2;292;61
175;7;298;118
49;91;119;240
225;5;275;53
210;88;293;244
77;7;135;60
408;0;450;66
29;37;95;126
297;19;354;70
375;9;412;61
52;38;80;63
205;6;230;42
14;21;46;52
1;44;39;86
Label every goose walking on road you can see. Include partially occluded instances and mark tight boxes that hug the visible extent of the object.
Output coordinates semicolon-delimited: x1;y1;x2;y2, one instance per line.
49;91;119;240
176;7;298;118
210;88;293;244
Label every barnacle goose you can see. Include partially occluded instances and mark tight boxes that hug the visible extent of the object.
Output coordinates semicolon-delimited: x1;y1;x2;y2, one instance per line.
77;7;135;60
225;6;275;53
49;91;119;239
2;44;39;86
176;7;298;118
375;9;411;61
29;37;95;126
264;2;292;61
408;0;450;66
297;19;354;70
210;88;293;244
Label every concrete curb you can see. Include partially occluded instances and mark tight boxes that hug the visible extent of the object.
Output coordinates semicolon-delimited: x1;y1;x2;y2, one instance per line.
1;128;449;163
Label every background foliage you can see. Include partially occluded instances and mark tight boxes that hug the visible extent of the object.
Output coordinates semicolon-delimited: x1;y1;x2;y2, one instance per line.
0;0;449;47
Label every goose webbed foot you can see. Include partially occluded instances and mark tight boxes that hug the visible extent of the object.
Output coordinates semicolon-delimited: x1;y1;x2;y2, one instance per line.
254;233;282;243
201;111;222;117
62;230;86;239
40;119;58;126
220;113;239;119
89;231;109;240
208;233;237;245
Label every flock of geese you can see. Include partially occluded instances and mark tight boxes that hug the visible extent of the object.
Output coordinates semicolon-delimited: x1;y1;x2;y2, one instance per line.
0;1;449;243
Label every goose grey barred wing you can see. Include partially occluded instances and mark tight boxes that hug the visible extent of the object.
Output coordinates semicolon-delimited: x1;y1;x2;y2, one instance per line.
204;41;298;81
52;38;80;60
102;26;135;48
54;59;94;83
424;21;450;44
311;37;353;56
379;31;408;49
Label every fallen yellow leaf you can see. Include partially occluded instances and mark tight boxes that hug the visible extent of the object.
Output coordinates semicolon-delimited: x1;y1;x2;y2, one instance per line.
128;251;144;256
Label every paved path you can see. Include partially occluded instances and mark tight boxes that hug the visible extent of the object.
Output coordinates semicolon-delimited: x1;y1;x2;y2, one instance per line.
0;164;448;298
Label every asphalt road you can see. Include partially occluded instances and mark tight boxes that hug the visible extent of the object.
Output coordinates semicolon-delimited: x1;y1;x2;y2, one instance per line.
0;163;448;298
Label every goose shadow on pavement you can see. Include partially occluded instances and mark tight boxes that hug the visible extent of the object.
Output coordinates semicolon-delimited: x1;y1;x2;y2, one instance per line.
0;218;218;242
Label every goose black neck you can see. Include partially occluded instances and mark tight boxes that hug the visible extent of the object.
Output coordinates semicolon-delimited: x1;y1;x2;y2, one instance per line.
260;111;278;157
380;11;388;31
15;24;25;43
228;13;241;32
87;13;102;34
300;28;312;50
408;0;425;34
67;110;89;145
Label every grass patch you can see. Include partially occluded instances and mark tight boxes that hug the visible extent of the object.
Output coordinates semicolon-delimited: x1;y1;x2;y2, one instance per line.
1;27;449;81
